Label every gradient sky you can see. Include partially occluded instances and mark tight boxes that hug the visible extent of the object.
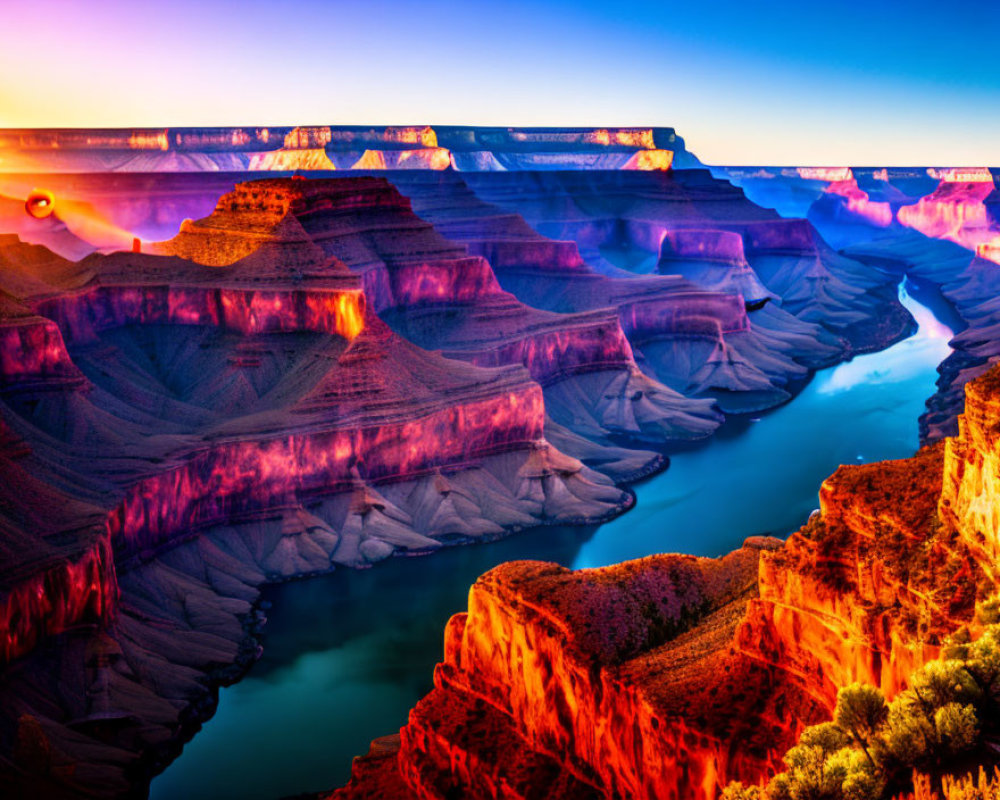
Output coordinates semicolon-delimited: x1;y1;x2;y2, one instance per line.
2;0;999;165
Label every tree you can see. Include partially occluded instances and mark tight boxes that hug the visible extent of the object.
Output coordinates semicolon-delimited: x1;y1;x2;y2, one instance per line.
911;661;981;710
738;622;1000;800
835;683;888;767
934;703;979;756
778;724;875;800
964;627;1000;702
721;782;762;800
882;688;937;768
780;723;845;800
824;747;881;800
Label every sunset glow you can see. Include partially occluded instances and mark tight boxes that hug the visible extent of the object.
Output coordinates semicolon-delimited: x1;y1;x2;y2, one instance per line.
5;5;1000;800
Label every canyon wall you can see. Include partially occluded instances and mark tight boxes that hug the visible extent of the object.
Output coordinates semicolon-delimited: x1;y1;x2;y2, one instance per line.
0;125;699;174
0;533;116;665
333;366;1000;800
34;285;366;343
0;189;642;675
0;161;990;798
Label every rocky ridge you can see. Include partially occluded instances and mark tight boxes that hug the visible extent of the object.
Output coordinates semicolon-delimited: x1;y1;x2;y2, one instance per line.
331;364;1000;800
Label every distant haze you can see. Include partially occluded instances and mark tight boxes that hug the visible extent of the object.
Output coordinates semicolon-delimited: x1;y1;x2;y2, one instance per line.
3;0;1000;166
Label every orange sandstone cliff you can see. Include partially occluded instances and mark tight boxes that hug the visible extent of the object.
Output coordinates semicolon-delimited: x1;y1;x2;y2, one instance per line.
330;365;1000;800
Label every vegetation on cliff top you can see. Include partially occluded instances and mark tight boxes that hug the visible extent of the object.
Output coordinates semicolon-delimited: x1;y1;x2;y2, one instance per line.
723;606;1000;800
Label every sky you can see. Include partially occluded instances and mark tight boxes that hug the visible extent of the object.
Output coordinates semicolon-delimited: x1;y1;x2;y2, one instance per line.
1;0;999;165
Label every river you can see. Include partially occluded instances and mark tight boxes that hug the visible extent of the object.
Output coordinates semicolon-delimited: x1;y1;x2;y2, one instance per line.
150;280;953;800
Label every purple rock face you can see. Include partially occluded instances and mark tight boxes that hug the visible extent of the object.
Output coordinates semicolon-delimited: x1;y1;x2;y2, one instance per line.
660;229;748;265
725;166;1000;446
0;130;978;799
383;170;907;414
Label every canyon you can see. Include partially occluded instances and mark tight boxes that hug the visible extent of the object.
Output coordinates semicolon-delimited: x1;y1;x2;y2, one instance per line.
330;357;1000;800
0;127;997;800
0;126;696;176
719;165;1000;444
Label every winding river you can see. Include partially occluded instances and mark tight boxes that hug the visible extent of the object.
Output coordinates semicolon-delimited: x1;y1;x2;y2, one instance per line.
151;281;954;800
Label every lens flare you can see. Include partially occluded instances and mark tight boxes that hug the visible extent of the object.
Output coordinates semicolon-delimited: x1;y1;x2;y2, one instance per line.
25;189;55;219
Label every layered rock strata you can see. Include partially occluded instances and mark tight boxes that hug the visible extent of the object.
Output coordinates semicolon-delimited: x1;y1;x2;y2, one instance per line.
460;170;912;357
157;178;723;475
332;365;1000;800
726;166;1000;446
0;204;638;795
0;126;699;174
382;171;856;413
790;170;999;444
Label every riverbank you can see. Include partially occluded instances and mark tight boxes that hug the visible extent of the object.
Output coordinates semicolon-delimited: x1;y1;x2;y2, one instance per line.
151;282;953;800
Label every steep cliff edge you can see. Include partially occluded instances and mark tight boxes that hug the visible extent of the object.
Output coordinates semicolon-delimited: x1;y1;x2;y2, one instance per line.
380;170;847;415
157;177;724;476
0;125;696;174
332;365;1000;800
0;201;638;795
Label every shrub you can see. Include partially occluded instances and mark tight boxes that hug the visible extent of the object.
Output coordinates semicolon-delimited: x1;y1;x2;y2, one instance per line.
722;623;1000;800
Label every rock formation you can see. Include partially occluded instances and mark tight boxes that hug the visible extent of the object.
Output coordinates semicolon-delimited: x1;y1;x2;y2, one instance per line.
0;196;640;795
156;177;727;478
381;170;893;413
458;170;911;357
757;166;1000;445
0;126;699;174
0;152;992;800
330;364;1000;800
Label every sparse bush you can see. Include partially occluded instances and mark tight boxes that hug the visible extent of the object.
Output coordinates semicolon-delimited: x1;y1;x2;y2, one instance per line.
835;683;887;765
721;782;762;800
911;660;981;708
964;627;1000;700
882;691;935;766
933;702;978;755
722;624;1000;800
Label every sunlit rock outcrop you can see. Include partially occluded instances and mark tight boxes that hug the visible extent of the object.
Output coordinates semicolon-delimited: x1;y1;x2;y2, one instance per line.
622;149;675;171
349;148;452;170
811;168;893;229
332;539;815;800
939;367;1000;579
898;170;997;252
0;125;699;174
332;364;1000;800
247;127;336;171
160;177;722;474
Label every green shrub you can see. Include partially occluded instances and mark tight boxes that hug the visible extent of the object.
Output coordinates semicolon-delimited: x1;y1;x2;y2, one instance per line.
722;623;1000;800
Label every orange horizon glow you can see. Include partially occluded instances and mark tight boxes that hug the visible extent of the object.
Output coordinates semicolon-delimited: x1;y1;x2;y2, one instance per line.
2;182;139;252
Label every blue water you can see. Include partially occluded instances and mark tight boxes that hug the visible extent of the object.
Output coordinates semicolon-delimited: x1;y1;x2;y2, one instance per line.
150;283;952;800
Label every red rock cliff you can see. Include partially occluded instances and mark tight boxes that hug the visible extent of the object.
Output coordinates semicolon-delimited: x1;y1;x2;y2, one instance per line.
333;367;1000;800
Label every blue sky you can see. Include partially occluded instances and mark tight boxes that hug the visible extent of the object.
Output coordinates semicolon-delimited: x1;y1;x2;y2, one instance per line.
2;0;999;164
